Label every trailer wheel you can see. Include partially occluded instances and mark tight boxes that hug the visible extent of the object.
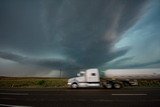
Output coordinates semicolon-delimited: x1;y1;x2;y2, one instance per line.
114;83;121;89
71;83;78;89
105;83;112;89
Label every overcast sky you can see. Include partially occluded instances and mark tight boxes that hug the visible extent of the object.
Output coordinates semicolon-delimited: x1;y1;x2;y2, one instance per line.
0;0;160;77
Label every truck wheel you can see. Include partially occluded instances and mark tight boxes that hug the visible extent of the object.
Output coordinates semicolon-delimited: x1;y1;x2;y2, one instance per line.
106;84;112;89
71;83;78;89
114;83;121;89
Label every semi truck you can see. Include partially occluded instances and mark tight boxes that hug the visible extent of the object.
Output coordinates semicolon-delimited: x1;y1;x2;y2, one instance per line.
67;68;160;89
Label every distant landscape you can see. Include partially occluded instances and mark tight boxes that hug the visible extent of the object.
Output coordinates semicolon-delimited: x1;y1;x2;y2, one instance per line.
0;77;160;88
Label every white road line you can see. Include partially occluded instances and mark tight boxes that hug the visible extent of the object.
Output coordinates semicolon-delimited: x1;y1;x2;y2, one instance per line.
47;99;113;102
0;98;15;100
0;104;32;107
93;99;113;102
112;94;147;96
0;93;28;95
77;99;113;102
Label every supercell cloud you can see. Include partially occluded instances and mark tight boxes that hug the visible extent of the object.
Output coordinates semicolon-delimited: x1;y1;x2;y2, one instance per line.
0;0;159;77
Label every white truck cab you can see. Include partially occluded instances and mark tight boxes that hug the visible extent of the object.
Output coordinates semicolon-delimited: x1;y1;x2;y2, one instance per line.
67;68;101;88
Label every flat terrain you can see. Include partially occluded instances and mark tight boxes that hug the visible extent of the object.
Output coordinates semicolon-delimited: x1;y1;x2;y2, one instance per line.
0;88;160;107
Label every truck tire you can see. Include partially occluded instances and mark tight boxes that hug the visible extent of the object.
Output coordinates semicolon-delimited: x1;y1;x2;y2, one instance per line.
105;83;112;89
113;83;121;89
71;83;78;89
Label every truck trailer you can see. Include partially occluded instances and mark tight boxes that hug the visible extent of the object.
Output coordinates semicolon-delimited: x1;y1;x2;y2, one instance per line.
67;68;160;89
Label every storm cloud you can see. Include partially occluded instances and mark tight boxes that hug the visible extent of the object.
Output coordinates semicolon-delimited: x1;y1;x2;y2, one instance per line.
0;0;155;76
40;0;148;67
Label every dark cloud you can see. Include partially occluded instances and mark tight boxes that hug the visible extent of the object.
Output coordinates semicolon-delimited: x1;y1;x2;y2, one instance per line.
0;51;80;70
0;51;26;63
41;0;148;68
0;48;128;70
123;60;160;68
108;58;160;69
106;57;134;68
0;0;149;75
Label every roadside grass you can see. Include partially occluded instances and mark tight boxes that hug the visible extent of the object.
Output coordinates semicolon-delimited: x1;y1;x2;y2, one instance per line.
0;77;68;88
0;77;160;88
137;79;160;87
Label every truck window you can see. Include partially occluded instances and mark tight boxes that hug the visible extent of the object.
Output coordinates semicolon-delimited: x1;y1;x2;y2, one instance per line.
80;73;84;76
91;73;96;76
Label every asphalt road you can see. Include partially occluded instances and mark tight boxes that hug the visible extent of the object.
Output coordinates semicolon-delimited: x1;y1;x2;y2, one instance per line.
0;88;160;107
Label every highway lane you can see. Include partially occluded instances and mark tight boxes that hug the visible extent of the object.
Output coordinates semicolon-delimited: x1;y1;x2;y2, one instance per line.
0;88;160;107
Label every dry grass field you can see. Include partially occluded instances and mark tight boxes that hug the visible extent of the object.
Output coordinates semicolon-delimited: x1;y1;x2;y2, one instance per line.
0;77;68;88
0;77;160;88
